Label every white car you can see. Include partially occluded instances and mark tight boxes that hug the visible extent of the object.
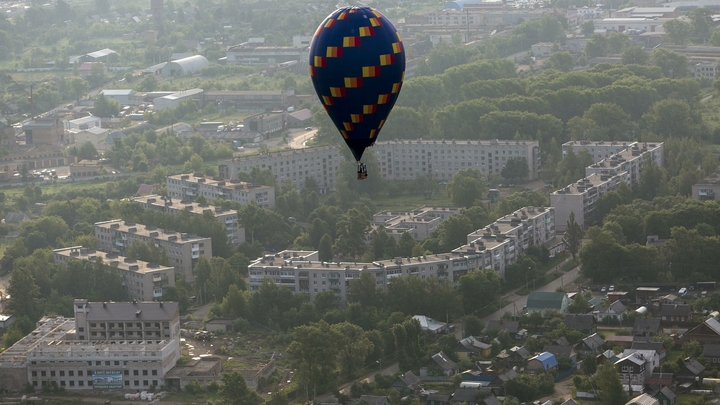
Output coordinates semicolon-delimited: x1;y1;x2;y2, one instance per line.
600;286;606;292
609;285;615;292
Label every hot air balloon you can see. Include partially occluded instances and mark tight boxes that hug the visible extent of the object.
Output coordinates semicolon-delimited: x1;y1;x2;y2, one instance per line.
309;7;405;179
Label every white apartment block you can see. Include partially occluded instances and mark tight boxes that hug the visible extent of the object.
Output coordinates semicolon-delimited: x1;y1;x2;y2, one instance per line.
562;140;639;163
694;61;717;79
372;206;462;241
94;220;212;282
0;301;181;392
427;10;484;27
166;174;274;209
467;206;556;258
218;145;341;194
218;139;540;192
585;142;664;188
551;172;629;232
132;195;245;245
692;171;720;201
53;246;176;302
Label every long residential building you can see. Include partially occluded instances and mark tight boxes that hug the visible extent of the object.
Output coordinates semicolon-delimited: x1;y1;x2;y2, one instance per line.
53;246;175;302
372;206;462;241
692;171;720;201
584;142;664;188
132;195;244;245
0;300;180;392
94;220;212;282
562;140;639;163
166;174;274;209
551;172;628;232
248;206;556;302
218;139;540;193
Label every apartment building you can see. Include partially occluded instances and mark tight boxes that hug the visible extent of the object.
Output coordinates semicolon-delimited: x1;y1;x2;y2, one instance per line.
53;247;175;302
166;174;274;209
0;301;181;391
132;195;244;245
692;170;720;201
218;139;540;192
372;206;462;241
467;206;556;258
94;219;212;282
562;141;639;163
585;142;664;188
551;172;629;232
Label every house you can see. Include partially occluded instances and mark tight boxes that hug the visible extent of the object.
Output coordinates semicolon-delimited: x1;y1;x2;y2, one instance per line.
702;343;720;365
633;318;663;338
287;109;313;128
632;341;667;360
485;320;520;334
577;333;605;355
2;102;19;116
595;300;627;322
0;314;14;329
606;335;634;349
526;291;570;314
390;371;421;395
428;393;451;405
4;212;30;224
681;318;720;344
564;314;597;334
616;354;647;389
622;349;659;376
531;42;555;58
626;393;659;405
205;318;233;332
658;304;693;324
359;395;390;405
561;400;578;405
481;396;501;405
543;344;577;363
421;351;459;377
136;183;162;196
653;386;676;405
489;368;519;387
597;349;619;364
449;387;480;404
497;346;531;366
526;352;558;375
78;62;106;79
414;315;447;335
675;357;704;383
646;372;674;387
456;336;492;359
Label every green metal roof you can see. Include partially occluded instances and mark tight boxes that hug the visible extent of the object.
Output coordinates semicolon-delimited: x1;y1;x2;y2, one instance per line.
527;291;567;310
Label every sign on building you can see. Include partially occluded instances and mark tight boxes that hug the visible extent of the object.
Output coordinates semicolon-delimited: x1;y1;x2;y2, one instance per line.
92;371;123;389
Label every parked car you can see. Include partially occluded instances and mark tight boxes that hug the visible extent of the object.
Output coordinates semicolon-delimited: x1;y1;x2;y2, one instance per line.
609;285;615;292
601;286;607;292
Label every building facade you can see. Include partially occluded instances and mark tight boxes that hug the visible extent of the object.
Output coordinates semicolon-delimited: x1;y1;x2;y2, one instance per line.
53;247;175;301
94;219;212;282
372;206;462;241
22;116;66;146
166;174;274;209
467;206;556;259
562;141;639;163
132;195;244;245
692;171;720;201
551;172;628;232
584;142;664;188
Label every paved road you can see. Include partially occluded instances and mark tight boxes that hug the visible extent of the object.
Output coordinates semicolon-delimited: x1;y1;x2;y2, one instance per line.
288;128;317;149
314;362;400;403
483;263;581;323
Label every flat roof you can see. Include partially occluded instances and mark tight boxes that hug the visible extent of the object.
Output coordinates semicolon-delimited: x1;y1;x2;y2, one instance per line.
101;89;136;96
168;173;272;191
78;300;178;322
54;246;174;274
94;219;210;244
132;195;236;217
551;172;626;196
158;89;204;101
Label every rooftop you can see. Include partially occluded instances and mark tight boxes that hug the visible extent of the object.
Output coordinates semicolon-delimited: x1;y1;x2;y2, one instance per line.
168;173;272;191
100;89;137;96
94;219;210;244
552;172;627;196
132;195;236;217
76;299;179;322
54;246;173;275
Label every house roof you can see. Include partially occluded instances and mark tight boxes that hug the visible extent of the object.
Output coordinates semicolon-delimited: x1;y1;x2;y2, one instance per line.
626;393;659;405
582;333;605;351
482;396;501;405
498;369;518;382
427;394;451;402
561;400;578;405
458;336;492;352
359;395;388;405
5;212;29;224
622;349;657;363
396;371;420;388
432;351;458;371
618;354;645;366
564;314;595;330
633;318;662;334
555;337;571;346
100;89;136;96
706;318;720;335
703;343;720;357
657;387;676;401
543;345;576;359
659;303;692;317
83;301;179;322
509;346;530;359
683;358;705;375
451;387;479;403
136;183;161;196
647;372;674;385
609;300;627;313
486;320;520;334
530;352;558;370
414;315;447;333
288;108;313;121
527;291;567;310
85;48;117;59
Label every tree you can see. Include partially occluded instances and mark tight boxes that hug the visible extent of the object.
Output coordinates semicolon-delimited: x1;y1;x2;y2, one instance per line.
318;233;333;262
621;46;649;65
93;94;120;118
547;52;574;72
651;48;690;78
449;168;486;208
501;157;530;183
69;78;88;102
584;34;608;58
287;320;343;391
581;355;597;375
332;322;373;378
218;371;263;405
607;32;632;54
710;30;720;46
464;315;484;337
458;269;502;314
7;267;41;321
596;362;628;405
184;153;205;173
689;8;713;42
563;211;583;260
333;208;370;260
580;21;595;35
662;19;692;45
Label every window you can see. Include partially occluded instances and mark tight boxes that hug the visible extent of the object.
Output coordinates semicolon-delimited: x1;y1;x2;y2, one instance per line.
134;370;139;376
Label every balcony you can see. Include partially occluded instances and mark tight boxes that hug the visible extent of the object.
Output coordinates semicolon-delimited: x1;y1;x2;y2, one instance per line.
153;289;163;298
191;252;200;259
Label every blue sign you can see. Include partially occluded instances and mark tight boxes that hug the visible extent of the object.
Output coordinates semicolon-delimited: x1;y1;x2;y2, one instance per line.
92;370;123;389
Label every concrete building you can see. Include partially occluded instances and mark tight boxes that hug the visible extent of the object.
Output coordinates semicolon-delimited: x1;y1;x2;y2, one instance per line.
154;89;204;111
426;10;485;27
218;139;540;193
22;116;66;146
161;55;209;77
287;109;313;128
531;42;555;58
166;173;274;209
292;35;312;48
70;126;109;150
200;90;293;111
584;142;664;188
79;48;117;63
594;18;665;33
0;300;180;392
94;219;212;282
53;247;175;302
243;112;285;135
226;45;308;66
65;115;101;131
132;194;244;245
551;172;628;232
372;206;462;241
692;171;720;201
614;6;678;18
562;140;639;163
467;206;556;259
693;61;717;79
99;89;142;106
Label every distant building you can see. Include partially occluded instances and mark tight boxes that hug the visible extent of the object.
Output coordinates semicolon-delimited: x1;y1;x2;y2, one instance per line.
154;89;204;111
614;6;678;18
69;159;102;177
287;109;313;128
79;48;117;63
161;55;209;77
526;352;558;375
693;61;718;79
692;170;720;201
226;45;309;66
532;42;555;58
373;206;462;241
626;393;659;405
594;18;665;33
78;62;106;79
243;111;285;135
0;314;14;329
100;89;142;106
166;173;275;209
70;126;109;150
526;292;570;314
23;116;66;146
200;90;293;110
584;142;664;188
65;115;101;132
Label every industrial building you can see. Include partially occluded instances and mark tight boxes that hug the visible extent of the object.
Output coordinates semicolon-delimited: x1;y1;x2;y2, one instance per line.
132;194;245;245
154;89;204;111
199;90;294;111
166;173;275;209
22;116;66;146
99;89;142;106
161;55;209;77
53;246;176;301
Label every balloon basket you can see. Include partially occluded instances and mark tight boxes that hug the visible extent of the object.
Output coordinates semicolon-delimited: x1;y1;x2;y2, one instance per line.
357;163;368;180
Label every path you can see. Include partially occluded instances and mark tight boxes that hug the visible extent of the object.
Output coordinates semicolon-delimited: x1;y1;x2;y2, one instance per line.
288;128;317;149
313;363;400;403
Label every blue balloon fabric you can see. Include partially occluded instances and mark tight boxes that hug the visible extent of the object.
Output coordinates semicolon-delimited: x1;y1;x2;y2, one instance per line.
309;7;405;162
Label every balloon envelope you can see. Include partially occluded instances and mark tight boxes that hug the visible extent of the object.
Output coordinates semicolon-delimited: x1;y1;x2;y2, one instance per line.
309;7;405;162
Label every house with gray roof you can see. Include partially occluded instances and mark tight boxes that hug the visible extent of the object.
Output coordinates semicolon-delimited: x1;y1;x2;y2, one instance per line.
595;300;627;321
682;317;720;343
633;318;663;338
527;352;558;374
676;357;705;383
527;291;569;314
653;386;676;405
4;212;30;224
632;341;666;360
486;320;520;334
659;303;693;325
421;351;459;377
390;371;421;394
359;395;390;405
702;343;720;364
626;393;659;405
578;333;605;355
543;344;577;362
449;387;480;404
564;314;596;334
427;393;451;405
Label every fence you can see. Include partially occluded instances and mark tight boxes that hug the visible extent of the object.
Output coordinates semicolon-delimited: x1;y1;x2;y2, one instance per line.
554;364;578;382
